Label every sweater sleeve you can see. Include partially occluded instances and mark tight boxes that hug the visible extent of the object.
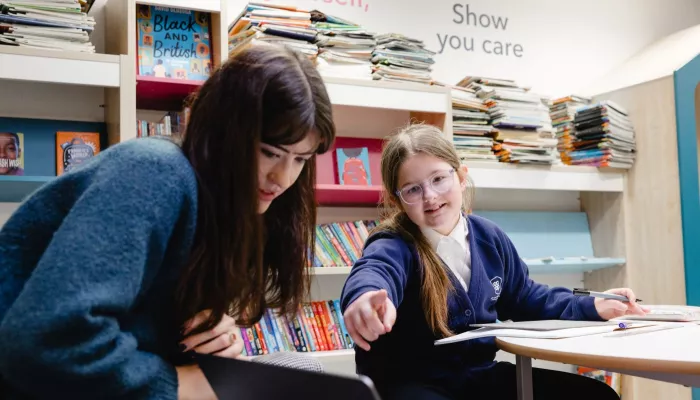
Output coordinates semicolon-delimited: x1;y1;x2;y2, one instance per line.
494;229;603;322
340;235;414;312
0;148;192;399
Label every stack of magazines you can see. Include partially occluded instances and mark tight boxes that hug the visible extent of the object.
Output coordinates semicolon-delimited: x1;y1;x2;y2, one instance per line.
371;33;436;84
569;100;636;169
549;95;592;164
0;0;96;53
458;76;558;164
228;3;375;79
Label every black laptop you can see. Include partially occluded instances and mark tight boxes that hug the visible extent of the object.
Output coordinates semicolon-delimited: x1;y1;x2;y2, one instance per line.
195;353;383;400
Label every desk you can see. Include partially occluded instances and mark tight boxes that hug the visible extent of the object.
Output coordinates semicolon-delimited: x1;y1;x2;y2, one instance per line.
496;324;700;400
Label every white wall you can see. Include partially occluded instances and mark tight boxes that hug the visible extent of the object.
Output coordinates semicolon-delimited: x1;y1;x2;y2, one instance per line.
227;0;700;97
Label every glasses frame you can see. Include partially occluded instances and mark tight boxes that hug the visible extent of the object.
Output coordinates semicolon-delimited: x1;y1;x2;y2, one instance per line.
395;168;456;205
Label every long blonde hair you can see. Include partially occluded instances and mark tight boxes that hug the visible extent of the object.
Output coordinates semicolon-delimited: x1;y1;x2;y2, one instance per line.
376;123;474;337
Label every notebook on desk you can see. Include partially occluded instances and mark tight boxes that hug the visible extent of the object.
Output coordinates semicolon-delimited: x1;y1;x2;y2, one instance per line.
434;320;655;346
614;305;700;322
469;320;619;331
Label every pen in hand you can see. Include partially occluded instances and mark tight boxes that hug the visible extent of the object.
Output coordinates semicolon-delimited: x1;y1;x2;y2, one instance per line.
573;288;643;303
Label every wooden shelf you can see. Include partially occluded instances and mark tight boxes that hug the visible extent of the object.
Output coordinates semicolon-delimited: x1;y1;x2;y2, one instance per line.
0;47;121;88
315;184;382;206
0;175;54;202
135;76;203;110
467;162;626;192
323;77;450;113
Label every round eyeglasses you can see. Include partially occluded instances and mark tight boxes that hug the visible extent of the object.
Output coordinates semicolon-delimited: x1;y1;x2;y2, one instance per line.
396;169;456;205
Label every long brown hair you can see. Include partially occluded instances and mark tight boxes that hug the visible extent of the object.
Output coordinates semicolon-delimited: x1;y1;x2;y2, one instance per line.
377;124;474;337
176;44;335;331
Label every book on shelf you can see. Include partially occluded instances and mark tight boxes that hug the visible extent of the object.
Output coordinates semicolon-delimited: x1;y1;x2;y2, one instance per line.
56;131;100;176
311;219;379;268
137;110;186;138
0;132;24;176
136;5;213;81
336;147;372;186
239;299;354;356
0;0;96;53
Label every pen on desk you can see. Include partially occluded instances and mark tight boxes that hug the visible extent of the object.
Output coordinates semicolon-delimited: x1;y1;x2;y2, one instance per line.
573;288;643;303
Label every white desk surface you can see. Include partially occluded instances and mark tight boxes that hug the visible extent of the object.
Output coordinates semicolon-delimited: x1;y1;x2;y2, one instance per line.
496;324;700;387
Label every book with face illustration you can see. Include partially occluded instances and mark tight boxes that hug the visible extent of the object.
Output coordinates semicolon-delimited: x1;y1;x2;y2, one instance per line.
0;132;24;176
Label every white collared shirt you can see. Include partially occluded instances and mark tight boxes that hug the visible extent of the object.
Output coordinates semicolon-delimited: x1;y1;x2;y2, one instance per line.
421;215;472;292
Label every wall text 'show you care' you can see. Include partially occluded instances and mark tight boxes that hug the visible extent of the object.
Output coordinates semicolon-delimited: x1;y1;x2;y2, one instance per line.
437;4;524;57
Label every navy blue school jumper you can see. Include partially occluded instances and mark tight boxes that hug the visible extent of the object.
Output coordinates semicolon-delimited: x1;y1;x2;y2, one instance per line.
340;214;619;399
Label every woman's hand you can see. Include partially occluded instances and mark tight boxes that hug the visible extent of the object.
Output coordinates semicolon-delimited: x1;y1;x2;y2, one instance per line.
594;288;650;320
343;289;396;351
180;310;248;359
176;365;217;400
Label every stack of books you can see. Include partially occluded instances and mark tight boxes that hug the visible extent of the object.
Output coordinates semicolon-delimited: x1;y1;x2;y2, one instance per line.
569;101;636;169
549;95;592;164
229;3;438;84
457;77;557;165
0;0;96;53
239;299;354;356
315;15;376;80
441;84;498;163
228;3;376;80
371;33;436;84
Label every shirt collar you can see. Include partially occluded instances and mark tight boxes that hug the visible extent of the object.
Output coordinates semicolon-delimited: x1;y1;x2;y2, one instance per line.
420;214;468;251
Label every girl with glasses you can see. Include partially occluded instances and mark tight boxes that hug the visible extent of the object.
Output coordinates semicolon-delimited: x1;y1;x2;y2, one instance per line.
340;124;646;400
0;44;335;399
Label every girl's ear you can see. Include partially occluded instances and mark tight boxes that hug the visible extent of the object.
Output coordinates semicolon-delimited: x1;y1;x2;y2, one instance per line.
458;165;469;189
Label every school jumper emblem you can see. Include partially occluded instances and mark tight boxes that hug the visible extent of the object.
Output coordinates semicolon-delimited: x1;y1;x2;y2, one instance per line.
490;276;503;301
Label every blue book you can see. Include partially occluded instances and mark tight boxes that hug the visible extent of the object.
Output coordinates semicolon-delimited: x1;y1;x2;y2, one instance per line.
136;5;213;80
336;147;372;185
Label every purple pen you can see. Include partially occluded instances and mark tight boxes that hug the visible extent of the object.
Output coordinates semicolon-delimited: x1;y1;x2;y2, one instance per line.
618;322;628;329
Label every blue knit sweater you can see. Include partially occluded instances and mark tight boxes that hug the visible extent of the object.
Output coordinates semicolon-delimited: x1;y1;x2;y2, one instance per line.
0;137;198;399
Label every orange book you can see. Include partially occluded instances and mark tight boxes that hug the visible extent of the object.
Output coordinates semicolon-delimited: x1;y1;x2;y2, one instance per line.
305;303;327;351
313;301;337;350
56;132;100;176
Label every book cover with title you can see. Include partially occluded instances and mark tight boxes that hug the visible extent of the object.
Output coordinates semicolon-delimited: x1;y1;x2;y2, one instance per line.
56;132;100;176
0;132;24;176
136;5;213;81
336;147;371;185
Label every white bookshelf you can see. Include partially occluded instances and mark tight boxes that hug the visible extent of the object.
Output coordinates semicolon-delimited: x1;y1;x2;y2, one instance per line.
324;77;450;114
467;161;625;193
134;0;221;11
0;46;122;88
310;267;353;276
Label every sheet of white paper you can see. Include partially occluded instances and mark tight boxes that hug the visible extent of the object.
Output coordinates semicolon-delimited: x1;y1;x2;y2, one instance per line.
434;325;623;346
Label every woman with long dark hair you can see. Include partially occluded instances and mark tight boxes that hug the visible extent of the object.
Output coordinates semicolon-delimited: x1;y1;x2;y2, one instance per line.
0;43;335;399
